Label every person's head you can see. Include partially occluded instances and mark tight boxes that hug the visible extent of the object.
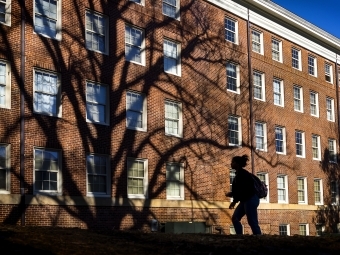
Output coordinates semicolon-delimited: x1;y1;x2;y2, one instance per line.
231;155;249;170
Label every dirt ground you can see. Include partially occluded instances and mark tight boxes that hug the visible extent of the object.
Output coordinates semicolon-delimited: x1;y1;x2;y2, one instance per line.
0;224;339;255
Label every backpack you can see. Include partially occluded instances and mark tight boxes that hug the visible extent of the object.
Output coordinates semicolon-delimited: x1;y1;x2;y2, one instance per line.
251;174;268;198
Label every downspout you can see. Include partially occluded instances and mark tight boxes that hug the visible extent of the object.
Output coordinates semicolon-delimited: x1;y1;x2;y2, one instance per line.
20;0;26;226
246;8;255;174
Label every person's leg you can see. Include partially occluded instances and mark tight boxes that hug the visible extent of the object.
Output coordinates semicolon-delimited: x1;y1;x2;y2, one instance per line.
244;195;262;235
231;202;246;234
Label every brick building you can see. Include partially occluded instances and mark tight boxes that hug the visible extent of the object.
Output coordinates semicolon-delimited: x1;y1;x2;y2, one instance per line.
0;0;339;235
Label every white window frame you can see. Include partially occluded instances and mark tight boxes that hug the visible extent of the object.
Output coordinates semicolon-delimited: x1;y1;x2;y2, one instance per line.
277;175;288;204
310;91;319;117
165;99;182;137
255;122;267;151
164;39;181;76
33;147;62;195
325;63;333;83
33;0;62;40
328;139;337;163
330;181;339;205
125;24;145;65
297;177;308;205
127;157;148;199
295;130;305;158
0;60;11;109
308;55;317;77
129;0;144;5
162;0;180;20
271;38;282;62
166;162;184;200
315;224;325;236
226;62;240;94
279;224;290;236
225;17;238;44
312;134;321;161
228;115;242;146
293;85;303;113
257;172;269;203
273;78;284;107
326;97;335;122
85;10;109;55
0;143;10;194
86;153;111;197
33;69;62;117
292;48;301;70
299;224;309;236
314;178;323;205
229;169;236;202
275;126;286;155
86;81;109;125
253;71;265;101
126;90;147;132
0;0;11;26
251;30;263;55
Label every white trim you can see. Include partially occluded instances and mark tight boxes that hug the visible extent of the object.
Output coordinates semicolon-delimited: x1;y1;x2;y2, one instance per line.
273;78;284;107
325;63;333;84
312;134;321;161
328;138;337;163
255;121;267;151
308;55;317;77
163;38;181;77
295;130;305;158
0;0;11;26
125;24;145;66
299;223;309;236
293;85;303;113
225;16;238;44
226;61;240;94
279;224;290;236
251;29;263;55
253;71;265;102
314;178;324;206
275;125;286;155
127;157;148;199
33;0;62;40
257;172;269;203
310;91;319;118
0;60;11;109
297;177;308;205
326;97;335;122
162;0;180;20
86;80;109;125
205;0;339;62
228;115;242;146
126;90;147;132
166;162;184;200
277;175;288;204
0;143;10;194
164;99;183;138
271;38;282;63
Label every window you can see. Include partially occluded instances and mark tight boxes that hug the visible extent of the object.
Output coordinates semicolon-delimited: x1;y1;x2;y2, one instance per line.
229;169;236;202
225;18;237;44
251;30;263;54
272;38;282;62
314;179;323;205
275;126;286;154
86;154;110;196
228;115;242;146
299;224;309;236
325;63;333;83
295;130;305;158
126;91;147;131
85;10;108;54
312;134;321;160
0;0;11;26
164;39;181;76
0;60;11;109
277;175;288;203
125;25;144;65
130;0;144;5
326;97;335;122
279;224;290;236
291;48;301;70
127;158;148;199
293;85;303;112
328;139;337;163
34;148;62;194
255;122;266;151
330;181;339;205
253;71;265;101
308;55;317;76
34;0;61;40
273;78;284;107
257;172;269;203
0;144;10;194
162;0;180;20
166;162;184;200
226;62;240;93
165;100;182;137
297;177;307;204
86;81;109;125
310;91;319;117
33;69;61;117
315;224;325;236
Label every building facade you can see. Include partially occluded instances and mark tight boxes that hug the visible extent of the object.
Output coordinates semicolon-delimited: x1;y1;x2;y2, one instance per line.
0;0;339;235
